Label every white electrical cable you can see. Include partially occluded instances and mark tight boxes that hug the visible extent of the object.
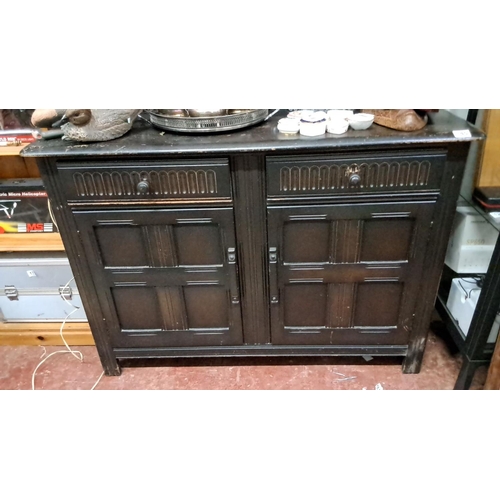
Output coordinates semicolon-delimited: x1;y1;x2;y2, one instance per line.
31;277;104;390
47;198;59;232
31;308;83;390
90;371;105;391
57;277;82;360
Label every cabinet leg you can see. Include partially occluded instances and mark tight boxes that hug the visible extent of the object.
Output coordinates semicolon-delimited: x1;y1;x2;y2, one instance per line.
98;354;121;376
454;358;477;390
402;337;426;374
104;364;121;376
402;358;422;374
92;337;121;375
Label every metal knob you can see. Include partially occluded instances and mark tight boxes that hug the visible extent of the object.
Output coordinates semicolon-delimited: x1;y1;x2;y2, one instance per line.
349;173;361;187
137;180;150;194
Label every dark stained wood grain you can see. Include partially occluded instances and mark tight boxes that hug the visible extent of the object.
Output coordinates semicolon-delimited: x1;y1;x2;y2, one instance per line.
403;142;472;374
34;158;121;375
230;153;270;345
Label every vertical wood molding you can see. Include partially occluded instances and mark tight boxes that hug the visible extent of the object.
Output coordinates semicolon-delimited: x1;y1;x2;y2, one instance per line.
231;154;270;344
327;283;356;328
330;220;363;263
403;143;471;374
157;287;188;331
36;157;121;375
144;225;177;267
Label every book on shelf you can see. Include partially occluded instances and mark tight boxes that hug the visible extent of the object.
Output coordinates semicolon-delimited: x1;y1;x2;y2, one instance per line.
0;137;36;146
0;128;36;145
0;178;57;234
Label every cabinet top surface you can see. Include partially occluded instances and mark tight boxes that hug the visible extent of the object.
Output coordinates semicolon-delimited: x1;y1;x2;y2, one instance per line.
21;110;484;158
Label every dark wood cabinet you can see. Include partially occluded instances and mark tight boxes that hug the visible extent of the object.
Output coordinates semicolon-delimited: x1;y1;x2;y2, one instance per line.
22;110;484;376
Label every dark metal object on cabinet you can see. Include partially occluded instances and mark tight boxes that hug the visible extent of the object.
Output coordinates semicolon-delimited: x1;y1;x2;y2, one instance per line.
21;111;484;376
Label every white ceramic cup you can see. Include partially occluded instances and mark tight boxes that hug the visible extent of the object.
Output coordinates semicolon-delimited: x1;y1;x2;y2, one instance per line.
327;119;349;135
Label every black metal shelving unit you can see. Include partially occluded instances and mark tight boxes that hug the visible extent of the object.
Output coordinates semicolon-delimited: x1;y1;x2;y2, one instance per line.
435;195;500;389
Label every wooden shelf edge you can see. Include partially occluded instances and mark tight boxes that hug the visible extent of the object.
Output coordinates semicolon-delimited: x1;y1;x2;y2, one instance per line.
0;232;65;252
0;143;31;156
0;322;94;346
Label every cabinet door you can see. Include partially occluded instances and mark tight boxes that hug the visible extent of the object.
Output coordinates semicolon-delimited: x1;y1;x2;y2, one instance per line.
268;201;436;346
73;207;242;348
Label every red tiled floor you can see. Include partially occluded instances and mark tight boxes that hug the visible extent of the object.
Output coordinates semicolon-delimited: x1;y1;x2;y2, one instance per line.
0;328;487;390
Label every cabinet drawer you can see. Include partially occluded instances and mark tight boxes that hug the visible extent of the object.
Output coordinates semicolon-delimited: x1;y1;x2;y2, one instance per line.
266;151;446;198
55;158;232;203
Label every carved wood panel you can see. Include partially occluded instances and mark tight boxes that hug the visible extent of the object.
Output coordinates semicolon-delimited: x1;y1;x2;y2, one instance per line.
56;159;232;202
73;207;243;348
268;200;436;345
267;152;446;197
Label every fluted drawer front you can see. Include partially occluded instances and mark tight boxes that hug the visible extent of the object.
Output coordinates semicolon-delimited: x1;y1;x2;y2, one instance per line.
56;158;231;203
267;151;446;197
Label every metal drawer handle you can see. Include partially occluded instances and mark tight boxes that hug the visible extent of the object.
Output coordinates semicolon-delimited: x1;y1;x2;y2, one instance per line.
269;247;279;304
269;247;278;263
349;173;361;187
227;248;240;305
137;180;150;194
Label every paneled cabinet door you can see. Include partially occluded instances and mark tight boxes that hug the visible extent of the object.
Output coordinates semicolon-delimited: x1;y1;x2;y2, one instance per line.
268;201;436;346
73;207;243;348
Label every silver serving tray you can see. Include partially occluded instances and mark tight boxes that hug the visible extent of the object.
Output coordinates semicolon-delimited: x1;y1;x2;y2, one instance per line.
146;109;269;133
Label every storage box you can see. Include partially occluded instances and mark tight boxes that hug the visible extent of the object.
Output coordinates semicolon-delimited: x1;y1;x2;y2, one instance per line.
0;178;57;234
446;277;499;344
444;205;497;273
473;186;500;211
0;252;87;322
